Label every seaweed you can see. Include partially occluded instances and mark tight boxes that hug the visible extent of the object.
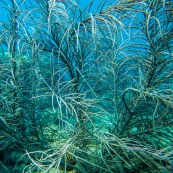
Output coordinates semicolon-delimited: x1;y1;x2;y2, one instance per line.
0;0;173;172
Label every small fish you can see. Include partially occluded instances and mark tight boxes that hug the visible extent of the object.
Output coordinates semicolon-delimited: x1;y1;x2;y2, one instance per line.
59;151;87;172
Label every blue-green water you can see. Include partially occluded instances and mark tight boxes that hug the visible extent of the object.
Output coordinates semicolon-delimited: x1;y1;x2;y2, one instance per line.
0;0;173;172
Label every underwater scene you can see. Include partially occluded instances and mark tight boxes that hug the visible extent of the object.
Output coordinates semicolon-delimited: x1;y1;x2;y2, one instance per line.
0;0;173;172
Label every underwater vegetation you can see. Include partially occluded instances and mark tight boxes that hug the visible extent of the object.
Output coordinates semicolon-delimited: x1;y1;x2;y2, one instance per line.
0;0;173;172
